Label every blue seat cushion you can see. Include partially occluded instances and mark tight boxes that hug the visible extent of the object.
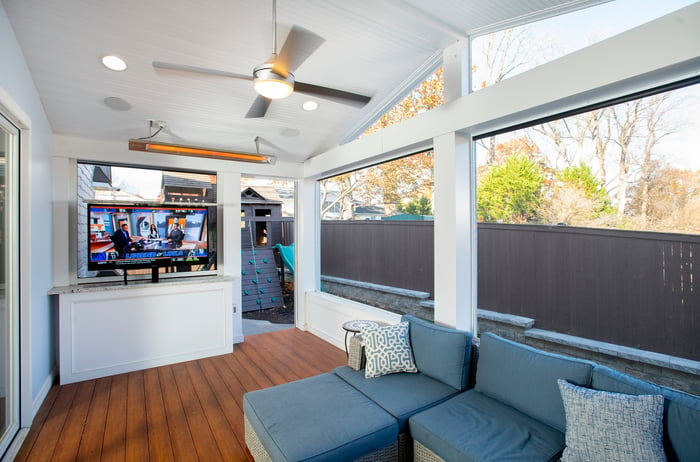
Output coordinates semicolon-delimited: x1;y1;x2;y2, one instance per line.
592;365;700;462
409;390;565;462
475;333;593;432
401;315;472;390
334;365;458;431
243;373;398;462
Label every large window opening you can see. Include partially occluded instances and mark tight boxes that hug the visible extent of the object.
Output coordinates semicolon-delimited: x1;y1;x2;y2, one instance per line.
240;178;295;329
320;151;434;317
475;81;700;361
362;67;444;137
471;0;696;92
77;163;217;281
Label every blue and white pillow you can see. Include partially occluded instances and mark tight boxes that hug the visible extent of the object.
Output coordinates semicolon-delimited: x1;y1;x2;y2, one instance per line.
558;379;666;462
361;321;418;379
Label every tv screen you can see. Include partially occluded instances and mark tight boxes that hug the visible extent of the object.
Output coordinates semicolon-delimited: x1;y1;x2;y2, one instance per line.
87;204;211;271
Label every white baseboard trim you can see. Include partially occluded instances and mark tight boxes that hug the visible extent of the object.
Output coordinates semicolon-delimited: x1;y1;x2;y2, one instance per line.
32;367;56;420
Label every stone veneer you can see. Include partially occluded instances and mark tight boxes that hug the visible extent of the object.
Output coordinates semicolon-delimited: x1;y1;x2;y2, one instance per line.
320;277;699;395
478;309;700;396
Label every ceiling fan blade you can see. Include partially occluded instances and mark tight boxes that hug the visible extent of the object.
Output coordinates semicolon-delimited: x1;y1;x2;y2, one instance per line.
153;61;252;81
272;25;326;76
245;95;272;118
295;82;371;108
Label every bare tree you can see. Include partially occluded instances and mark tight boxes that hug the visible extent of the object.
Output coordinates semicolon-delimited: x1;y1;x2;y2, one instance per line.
636;94;673;225
585;108;611;188
474;27;534;165
320;173;358;220
610;99;642;219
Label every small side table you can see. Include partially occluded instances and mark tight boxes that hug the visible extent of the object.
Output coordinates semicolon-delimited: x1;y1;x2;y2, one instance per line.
342;320;381;356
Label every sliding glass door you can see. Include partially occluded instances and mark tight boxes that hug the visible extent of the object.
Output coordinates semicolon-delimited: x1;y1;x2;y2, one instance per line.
0;113;19;456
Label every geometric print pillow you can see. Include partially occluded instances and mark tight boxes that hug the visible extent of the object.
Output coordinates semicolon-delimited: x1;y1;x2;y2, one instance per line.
361;321;418;379
557;379;667;462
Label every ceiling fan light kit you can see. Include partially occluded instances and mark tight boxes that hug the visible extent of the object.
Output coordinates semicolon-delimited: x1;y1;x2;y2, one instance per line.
128;139;275;164
101;55;127;71
253;63;294;99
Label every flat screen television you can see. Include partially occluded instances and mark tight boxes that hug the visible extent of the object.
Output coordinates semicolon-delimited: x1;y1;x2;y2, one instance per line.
87;203;212;276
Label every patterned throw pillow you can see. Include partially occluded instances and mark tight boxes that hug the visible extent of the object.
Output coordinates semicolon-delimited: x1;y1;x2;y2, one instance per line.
361;321;418;379
557;379;667;462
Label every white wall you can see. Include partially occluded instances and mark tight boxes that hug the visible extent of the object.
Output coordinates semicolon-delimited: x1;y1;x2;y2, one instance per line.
300;3;700;345
0;3;56;424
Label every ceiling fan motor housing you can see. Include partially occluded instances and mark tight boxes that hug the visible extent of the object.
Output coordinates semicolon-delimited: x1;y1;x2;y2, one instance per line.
253;63;295;99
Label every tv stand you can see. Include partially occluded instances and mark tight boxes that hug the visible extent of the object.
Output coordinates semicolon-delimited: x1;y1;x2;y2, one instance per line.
121;267;160;284
49;276;234;384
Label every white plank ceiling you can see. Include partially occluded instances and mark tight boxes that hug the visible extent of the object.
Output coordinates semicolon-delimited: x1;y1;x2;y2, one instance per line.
3;0;606;163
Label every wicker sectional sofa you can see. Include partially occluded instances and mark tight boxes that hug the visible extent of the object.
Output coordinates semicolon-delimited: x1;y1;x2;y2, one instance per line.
244;315;472;461
243;315;700;462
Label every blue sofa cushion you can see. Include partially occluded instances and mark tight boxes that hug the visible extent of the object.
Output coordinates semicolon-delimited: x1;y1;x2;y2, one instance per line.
409;390;565;462
243;373;398;462
334;365;458;431
558;379;666;462
592;365;700;462
401;315;472;390
475;333;593;432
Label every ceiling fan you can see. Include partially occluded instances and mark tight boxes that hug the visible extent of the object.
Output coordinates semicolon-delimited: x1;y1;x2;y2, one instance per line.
153;0;372;118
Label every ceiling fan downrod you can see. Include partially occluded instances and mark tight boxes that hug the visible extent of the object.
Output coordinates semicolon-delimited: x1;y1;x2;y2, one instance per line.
271;0;277;57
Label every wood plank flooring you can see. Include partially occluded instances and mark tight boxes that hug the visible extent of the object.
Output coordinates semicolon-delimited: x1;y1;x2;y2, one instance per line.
15;328;346;462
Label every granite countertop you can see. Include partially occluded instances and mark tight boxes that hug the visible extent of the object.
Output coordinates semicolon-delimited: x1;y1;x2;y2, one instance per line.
49;275;234;295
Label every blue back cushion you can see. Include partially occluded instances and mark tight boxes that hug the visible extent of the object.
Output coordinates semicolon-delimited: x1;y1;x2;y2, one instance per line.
592;365;700;462
475;333;593;432
401;315;472;391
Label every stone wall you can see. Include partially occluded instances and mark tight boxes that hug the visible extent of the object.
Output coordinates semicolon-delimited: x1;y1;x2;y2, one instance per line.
478;309;700;396
320;277;700;395
321;276;700;395
321;276;432;320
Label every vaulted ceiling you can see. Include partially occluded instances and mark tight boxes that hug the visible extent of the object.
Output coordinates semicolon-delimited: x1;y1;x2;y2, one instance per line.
3;0;606;163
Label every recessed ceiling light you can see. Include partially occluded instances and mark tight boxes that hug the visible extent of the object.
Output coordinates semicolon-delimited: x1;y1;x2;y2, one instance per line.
101;55;127;71
302;100;319;111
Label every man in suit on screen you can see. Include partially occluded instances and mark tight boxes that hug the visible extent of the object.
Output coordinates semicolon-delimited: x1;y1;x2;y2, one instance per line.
112;223;134;257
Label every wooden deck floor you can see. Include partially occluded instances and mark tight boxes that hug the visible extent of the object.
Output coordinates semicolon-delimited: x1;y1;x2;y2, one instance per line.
15;328;346;461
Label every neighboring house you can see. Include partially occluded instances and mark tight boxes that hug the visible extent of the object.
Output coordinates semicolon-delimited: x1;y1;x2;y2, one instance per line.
162;171;217;203
354;205;386;220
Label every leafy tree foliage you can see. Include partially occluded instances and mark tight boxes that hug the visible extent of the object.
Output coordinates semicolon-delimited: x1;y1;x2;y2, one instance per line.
321;69;442;219
558;163;613;215
398;196;433;216
477;155;544;223
538;163;614;226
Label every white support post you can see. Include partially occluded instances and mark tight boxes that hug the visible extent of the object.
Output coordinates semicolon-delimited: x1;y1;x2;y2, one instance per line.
432;40;476;332
442;39;471;104
294;178;320;330
433;132;475;332
219;171;243;343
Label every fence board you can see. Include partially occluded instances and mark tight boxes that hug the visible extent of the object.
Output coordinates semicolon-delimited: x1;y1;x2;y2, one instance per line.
321;221;434;296
320;220;700;360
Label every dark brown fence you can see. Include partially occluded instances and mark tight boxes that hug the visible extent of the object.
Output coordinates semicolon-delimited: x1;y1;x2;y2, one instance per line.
321;221;434;296
320;220;700;360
